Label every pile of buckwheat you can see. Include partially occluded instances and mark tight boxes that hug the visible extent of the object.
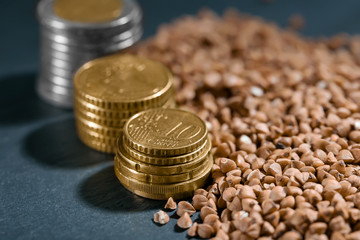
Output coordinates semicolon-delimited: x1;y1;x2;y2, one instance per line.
136;10;360;240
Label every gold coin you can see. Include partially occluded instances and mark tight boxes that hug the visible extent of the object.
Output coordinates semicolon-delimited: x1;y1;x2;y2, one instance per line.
75;107;128;128
123;108;208;156
75;115;122;138
74;74;174;111
115;143;211;176
74;97;142;119
74;95;175;120
74;54;174;110
114;155;213;200
77;130;116;153
114;154;210;184
162;98;177;108
120;135;211;165
54;0;123;23
77;127;119;144
74;85;175;111
118;186;195;200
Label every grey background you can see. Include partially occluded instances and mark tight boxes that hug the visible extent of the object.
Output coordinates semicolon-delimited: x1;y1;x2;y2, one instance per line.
1;0;360;239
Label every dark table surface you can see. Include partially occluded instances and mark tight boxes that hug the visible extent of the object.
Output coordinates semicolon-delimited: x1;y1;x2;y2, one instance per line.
2;1;360;239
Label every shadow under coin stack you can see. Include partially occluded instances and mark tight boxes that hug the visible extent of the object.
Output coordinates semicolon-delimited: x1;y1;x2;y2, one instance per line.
114;108;213;200
74;54;175;153
37;0;142;108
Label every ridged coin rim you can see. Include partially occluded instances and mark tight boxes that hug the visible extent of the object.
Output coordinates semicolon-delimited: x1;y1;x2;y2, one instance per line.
74;94;176;119
114;155;213;200
115;142;211;176
77;130;117;153
114;153;210;184
75;115;123;138
120;135;211;166
74;107;128;128
76;127;119;143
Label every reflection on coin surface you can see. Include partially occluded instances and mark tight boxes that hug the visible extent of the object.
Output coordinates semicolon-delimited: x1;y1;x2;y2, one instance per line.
74;54;173;106
124;108;208;156
54;0;123;23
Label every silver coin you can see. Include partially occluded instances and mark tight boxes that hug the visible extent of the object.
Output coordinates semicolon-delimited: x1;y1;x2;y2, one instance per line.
41;54;74;70
44;47;96;62
39;55;75;72
48;50;84;62
101;34;142;53
42;24;140;45
40;36;93;53
41;37;111;58
41;51;83;70
37;81;70;97
41;51;91;72
40;61;76;79
38;71;73;88
45;50;86;64
36;0;143;108
41;45;98;64
102;26;143;53
38;73;73;89
37;0;142;38
41;13;143;45
41;35;140;63
41;30;104;49
41;25;142;51
36;79;73;108
37;88;73;108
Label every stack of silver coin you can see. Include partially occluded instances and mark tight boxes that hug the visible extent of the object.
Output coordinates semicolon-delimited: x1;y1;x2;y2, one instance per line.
36;0;143;108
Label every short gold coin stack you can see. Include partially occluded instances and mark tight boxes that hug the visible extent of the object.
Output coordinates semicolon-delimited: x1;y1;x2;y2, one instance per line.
73;54;175;153
114;108;213;200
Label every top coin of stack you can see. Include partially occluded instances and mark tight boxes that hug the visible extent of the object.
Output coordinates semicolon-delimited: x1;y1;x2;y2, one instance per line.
114;108;213;200
74;54;176;154
36;0;143;108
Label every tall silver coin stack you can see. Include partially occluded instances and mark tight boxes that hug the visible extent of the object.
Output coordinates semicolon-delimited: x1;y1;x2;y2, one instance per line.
36;0;143;108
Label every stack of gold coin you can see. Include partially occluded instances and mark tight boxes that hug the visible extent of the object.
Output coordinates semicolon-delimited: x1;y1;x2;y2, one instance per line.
114;108;213;200
74;54;176;153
